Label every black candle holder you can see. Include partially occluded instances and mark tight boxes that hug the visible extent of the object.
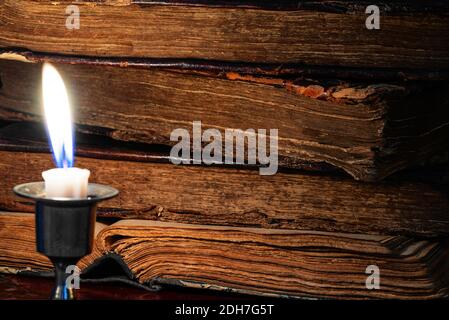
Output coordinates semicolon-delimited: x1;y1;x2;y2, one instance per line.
13;182;118;300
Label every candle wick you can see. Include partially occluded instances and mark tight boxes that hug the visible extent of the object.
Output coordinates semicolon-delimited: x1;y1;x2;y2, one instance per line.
62;159;68;169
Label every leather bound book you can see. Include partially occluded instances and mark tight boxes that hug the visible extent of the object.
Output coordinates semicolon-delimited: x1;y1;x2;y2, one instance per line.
1;212;448;299
0;58;448;181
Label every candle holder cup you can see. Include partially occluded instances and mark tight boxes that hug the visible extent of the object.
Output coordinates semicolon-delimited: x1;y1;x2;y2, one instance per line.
14;182;118;300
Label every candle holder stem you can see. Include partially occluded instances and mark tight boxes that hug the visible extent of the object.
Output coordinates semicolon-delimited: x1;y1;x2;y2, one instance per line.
50;257;79;300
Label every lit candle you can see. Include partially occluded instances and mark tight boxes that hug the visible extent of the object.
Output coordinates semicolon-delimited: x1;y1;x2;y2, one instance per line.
42;168;90;198
41;63;90;199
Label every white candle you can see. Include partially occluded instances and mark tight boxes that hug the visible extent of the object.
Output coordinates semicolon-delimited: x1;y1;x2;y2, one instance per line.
42;168;90;199
41;63;91;199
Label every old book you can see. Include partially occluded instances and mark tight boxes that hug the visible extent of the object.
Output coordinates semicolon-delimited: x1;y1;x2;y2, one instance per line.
0;1;448;69
1;122;449;237
1;58;448;181
1;212;448;299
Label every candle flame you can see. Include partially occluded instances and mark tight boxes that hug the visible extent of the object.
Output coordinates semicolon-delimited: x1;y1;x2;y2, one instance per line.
42;63;74;168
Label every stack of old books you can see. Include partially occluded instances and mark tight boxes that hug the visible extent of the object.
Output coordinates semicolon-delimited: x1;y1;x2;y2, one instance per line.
0;0;448;299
